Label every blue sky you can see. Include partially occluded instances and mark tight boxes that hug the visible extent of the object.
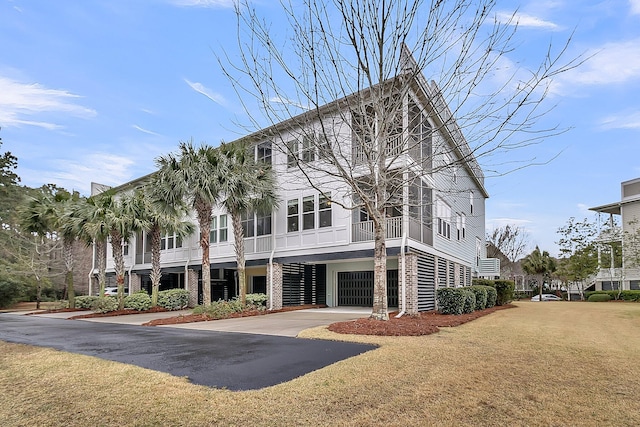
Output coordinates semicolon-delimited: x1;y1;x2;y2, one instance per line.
1;0;639;257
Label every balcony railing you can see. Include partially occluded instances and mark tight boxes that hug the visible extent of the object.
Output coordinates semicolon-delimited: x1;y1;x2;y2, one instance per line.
352;217;403;242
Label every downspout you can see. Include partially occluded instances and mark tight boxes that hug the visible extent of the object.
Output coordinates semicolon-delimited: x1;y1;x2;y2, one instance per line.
127;264;133;296
88;239;96;296
268;213;277;311
395;231;407;318
184;243;192;292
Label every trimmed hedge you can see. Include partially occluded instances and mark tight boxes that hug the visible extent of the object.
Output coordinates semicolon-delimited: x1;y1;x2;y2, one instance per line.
585;290;640;301
245;293;268;308
124;293;152;311
92;297;118;313
485;286;497;308
461;289;476;314
587;293;612;302
468;286;488;310
75;295;99;309
437;288;466;315
493;280;515;306
192;298;244;319
157;289;189;310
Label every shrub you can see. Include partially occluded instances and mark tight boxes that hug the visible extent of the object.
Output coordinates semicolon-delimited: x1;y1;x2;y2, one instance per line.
493;280;515;306
461;289;476;314
472;278;494;287
0;278;23;308
620;290;640;301
437;287;466;315
124;293;152;311
468;286;488;310
482;286;497;308
193;298;245;319
75;296;99;309
245;293;268;309
588;294;612;302
157;289;189;310
92;297;118;313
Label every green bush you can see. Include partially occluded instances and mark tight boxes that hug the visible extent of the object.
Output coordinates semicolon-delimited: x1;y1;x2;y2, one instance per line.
245;293;268;308
157;289;189;310
472;278;494;287
584;290;634;301
75;296;99;309
193;298;245;319
124;293;152;311
493;280;515;306
461;289;476;314
437;288;466;315
587;294;612;302
92;297;118;313
468;286;488;310
619;290;640;301
484;286;497;308
0;278;23;308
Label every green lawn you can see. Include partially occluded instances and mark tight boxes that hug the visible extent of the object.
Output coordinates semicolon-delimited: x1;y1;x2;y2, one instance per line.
2;301;639;426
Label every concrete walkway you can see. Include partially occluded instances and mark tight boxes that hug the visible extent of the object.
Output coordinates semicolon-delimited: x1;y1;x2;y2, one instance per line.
17;306;370;337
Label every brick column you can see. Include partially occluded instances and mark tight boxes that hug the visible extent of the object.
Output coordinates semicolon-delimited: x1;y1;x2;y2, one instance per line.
400;252;419;315
267;262;283;310
187;269;199;308
129;273;141;294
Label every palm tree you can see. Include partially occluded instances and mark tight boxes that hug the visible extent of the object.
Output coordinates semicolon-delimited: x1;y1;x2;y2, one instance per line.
522;246;557;301
155;141;222;306
77;194;111;297
21;187;83;308
131;185;194;306
216;142;278;305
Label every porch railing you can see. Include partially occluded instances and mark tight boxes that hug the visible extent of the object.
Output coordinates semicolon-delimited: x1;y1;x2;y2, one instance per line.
352;217;403;242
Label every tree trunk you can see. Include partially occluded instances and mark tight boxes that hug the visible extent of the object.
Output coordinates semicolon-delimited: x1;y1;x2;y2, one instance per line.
231;211;247;305
371;217;388;320
96;239;107;296
195;198;212;306
110;230;126;310
150;223;162;307
64;237;75;309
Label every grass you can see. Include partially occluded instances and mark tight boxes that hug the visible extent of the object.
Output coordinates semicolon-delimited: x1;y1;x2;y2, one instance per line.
2;301;640;426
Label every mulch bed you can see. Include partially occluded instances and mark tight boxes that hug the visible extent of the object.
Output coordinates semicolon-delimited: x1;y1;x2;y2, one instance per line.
327;304;515;336
142;304;327;326
69;306;170;320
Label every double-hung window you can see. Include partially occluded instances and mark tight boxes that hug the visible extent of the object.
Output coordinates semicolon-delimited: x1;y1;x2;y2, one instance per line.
287;199;299;232
318;193;332;228
303;196;315;230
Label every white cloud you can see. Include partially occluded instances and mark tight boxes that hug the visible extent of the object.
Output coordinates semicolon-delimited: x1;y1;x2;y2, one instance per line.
169;0;235;8
269;96;310;110
132;125;162;136
599;111;640;130
495;11;560;30
631;0;640;15
0;76;96;129
562;39;640;86
184;79;226;105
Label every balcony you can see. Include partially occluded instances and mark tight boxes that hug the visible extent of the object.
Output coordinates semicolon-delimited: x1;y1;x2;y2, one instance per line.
352;217;402;242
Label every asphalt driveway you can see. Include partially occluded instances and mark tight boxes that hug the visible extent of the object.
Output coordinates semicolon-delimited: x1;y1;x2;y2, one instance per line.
0;314;375;391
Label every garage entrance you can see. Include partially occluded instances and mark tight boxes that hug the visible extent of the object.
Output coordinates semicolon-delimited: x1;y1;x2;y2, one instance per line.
337;270;398;307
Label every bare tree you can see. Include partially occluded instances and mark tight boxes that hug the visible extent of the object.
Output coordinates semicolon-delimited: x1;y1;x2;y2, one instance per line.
223;0;581;320
487;224;530;269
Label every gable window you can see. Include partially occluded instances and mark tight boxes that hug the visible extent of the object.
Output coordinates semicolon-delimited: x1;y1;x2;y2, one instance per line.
319;193;332;228
303;195;315;230
287;199;299;232
301;134;315;163
257;142;272;164
287;140;298;168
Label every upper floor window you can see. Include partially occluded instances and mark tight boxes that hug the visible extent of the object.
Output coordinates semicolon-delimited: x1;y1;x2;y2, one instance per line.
456;213;466;240
209;214;228;244
303;196;315;230
436;198;452;239
256;142;272;165
161;233;182;250
241;211;255;238
287;199;299;232
301;134;316;163
256;210;272;236
287;140;298;168
318;193;332;228
470;191;474;214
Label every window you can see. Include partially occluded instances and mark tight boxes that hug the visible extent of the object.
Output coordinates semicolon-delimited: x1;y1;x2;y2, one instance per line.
161;233;182;250
436;199;451;239
456;213;462;240
461;213;466;239
303;195;315;230
470;191;474;214
301;134;315;163
257;142;272;164
256;210;272;236
210;216;218;244
241;211;255;237
122;241;129;256
287;199;299;232
319;193;332;228
219;214;228;242
287;140;298;168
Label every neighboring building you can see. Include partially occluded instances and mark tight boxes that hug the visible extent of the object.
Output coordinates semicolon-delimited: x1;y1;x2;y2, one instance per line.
590;177;640;292
96;53;495;313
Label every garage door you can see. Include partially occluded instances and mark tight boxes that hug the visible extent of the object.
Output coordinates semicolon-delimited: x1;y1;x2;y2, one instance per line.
338;270;398;307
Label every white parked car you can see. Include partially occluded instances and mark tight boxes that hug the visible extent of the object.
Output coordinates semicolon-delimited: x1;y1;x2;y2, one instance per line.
103;287;128;296
531;294;562;301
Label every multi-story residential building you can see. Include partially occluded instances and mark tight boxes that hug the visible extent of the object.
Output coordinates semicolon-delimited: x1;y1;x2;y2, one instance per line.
94;56;495;314
590;177;640;291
